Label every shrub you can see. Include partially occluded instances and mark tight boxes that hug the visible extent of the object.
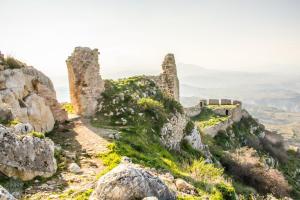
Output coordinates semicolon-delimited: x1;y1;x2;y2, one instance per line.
216;183;237;200
222;147;291;198
4;56;25;69
9;118;21;126
62;102;75;114
137;97;164;112
184;121;195;135
187;159;224;184
29;131;45;139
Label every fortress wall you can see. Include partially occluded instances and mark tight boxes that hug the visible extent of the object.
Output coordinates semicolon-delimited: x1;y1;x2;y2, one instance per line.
220;99;232;105
208;99;220;105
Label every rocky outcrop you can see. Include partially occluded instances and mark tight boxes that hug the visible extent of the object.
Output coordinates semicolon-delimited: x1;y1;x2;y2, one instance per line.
160;113;188;150
0;124;57;181
0;58;67;132
0;185;16;200
90;163;176;200
66;47;104;117
184;127;203;151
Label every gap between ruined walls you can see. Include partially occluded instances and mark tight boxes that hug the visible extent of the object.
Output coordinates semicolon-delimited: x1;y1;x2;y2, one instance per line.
66;47;180;117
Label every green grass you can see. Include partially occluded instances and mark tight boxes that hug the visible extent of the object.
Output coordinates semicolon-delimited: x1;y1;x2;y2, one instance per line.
93;76;236;199
29;131;45;139
192;108;229;129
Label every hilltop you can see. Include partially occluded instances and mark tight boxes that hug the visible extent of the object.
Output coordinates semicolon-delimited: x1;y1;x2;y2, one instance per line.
0;48;299;200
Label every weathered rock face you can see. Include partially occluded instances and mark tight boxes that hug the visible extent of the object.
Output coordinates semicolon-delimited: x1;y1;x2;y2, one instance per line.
66;47;104;117
0;60;67;132
184;128;203;151
0;124;57;181
90;163;176;200
0;185;16;200
160;113;188;150
159;54;179;101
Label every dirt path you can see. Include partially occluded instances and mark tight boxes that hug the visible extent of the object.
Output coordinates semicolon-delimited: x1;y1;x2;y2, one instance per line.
23;117;115;200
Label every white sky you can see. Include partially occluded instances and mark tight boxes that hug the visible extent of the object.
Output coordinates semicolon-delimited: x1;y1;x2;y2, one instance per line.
1;0;300;79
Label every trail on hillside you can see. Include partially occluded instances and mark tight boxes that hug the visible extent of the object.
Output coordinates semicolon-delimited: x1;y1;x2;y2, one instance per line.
23;117;114;200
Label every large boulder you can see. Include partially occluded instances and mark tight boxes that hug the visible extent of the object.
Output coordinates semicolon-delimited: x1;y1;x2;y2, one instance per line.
90;164;176;200
0;58;67;132
66;47;104;117
0;124;57;181
0;185;16;200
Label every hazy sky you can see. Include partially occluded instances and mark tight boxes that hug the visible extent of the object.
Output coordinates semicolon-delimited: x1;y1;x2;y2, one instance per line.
1;0;300;79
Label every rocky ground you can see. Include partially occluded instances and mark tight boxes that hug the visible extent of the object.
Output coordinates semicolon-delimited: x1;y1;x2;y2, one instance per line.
22;117;114;199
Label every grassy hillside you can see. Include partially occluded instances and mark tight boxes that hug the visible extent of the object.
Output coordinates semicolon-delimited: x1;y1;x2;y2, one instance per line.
91;76;238;199
192;108;300;199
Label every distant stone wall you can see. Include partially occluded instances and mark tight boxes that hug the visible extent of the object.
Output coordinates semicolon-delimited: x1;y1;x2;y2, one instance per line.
147;54;180;101
66;47;105;117
184;104;202;118
207;98;242;106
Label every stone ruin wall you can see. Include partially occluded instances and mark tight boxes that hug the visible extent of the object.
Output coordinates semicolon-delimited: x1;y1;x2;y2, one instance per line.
184;98;242;118
147;54;180;102
66;47;105;117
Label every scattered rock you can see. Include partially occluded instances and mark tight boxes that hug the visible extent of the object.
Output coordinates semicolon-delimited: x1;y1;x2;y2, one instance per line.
143;197;158;200
0;185;16;200
175;178;196;194
90;163;176;200
68;163;81;174
13;123;33;135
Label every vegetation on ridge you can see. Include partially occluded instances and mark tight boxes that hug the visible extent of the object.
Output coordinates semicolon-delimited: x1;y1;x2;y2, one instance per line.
92;76;237;199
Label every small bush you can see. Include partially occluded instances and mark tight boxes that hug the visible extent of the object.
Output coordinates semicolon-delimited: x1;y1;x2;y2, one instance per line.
222;147;291;198
137;97;164;112
62;102;75;114
185;121;195;135
216;183;237;200
9;118;21;126
4;56;25;69
29;131;45;139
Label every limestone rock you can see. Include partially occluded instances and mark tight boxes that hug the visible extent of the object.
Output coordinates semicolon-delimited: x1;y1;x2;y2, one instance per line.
175;178;195;194
66;47;104;117
0;125;57;181
24;93;55;132
184;127;203;151
90;164;176;200
13;123;33;135
68;163;81;174
160;113;188;150
0;61;67;132
0;185;16;200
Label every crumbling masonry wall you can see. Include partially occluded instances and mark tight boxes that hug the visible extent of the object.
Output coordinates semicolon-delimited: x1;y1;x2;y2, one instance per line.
66;47;104;117
148;54;180;101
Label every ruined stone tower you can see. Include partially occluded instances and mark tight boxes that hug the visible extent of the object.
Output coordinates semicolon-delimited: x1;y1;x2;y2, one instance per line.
160;54;180;101
66;47;104;117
